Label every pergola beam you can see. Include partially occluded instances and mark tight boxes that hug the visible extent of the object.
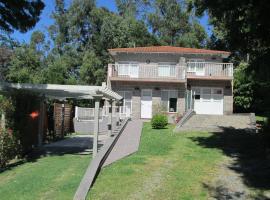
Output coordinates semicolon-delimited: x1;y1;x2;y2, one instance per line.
0;82;122;157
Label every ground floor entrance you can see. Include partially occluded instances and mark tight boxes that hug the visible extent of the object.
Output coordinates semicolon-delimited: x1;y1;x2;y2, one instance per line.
141;89;152;119
192;87;223;115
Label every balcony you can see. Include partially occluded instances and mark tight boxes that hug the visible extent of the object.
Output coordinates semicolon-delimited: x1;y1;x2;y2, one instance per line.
186;62;233;80
108;63;186;83
108;62;234;82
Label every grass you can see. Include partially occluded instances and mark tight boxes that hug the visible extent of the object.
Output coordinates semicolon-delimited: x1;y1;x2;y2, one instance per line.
256;115;268;123
0;153;90;200
88;123;224;200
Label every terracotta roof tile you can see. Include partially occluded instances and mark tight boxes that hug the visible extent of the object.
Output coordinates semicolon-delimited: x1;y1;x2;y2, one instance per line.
108;46;230;55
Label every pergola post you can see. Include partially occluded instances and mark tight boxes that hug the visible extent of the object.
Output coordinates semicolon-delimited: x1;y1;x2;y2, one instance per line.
38;96;45;147
93;97;101;158
108;99;113;136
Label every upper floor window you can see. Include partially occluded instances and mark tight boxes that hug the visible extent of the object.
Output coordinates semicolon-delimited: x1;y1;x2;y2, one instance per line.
187;59;205;76
158;63;176;77
118;62;139;78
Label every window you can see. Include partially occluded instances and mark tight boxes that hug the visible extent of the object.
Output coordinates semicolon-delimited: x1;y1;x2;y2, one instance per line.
202;88;211;102
193;88;201;100
158;63;176;77
118;62;138;77
161;90;178;112
212;88;223;102
187;59;205;76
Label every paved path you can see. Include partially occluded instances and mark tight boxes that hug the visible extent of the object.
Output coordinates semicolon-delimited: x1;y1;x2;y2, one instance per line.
176;114;255;132
43;135;109;155
102;120;143;167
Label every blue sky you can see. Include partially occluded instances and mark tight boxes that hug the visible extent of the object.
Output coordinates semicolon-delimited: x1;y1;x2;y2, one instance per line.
11;0;212;43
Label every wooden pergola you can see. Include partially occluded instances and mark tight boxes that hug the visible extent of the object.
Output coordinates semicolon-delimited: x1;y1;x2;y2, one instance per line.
0;82;122;157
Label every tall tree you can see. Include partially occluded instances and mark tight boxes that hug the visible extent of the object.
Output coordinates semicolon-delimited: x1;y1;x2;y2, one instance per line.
126;0;207;47
192;0;270;112
6;31;46;84
0;0;44;33
49;0;69;54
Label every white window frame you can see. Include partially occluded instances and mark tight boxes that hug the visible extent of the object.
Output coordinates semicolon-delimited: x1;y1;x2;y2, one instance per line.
158;62;177;77
192;87;223;102
187;59;205;75
161;90;178;113
118;62;139;78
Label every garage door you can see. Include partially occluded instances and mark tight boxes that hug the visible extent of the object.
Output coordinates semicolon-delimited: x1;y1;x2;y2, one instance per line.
193;87;223;115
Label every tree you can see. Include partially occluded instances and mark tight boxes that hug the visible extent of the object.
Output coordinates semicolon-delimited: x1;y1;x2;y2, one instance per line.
6;31;46;84
233;62;254;112
0;0;44;33
48;0;69;54
192;0;270;112
79;51;105;85
140;0;207;47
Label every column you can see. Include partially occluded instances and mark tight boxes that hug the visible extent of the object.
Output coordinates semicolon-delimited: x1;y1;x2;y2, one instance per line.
38;96;45;147
108;99;113;136
93;97;101;158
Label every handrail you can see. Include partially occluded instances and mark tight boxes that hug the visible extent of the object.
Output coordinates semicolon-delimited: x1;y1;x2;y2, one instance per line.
73;118;130;200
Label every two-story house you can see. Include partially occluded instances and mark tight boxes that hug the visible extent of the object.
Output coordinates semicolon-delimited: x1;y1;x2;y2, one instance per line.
107;46;233;120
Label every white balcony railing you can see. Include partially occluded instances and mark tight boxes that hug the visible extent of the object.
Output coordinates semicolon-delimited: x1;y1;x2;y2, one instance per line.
108;62;233;80
187;62;233;77
108;63;186;80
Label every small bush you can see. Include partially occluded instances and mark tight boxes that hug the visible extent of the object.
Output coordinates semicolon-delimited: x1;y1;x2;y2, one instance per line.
151;114;168;129
262;118;270;148
0;128;19;169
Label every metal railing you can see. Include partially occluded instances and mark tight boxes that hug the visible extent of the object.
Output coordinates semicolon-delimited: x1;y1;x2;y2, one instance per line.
187;62;233;77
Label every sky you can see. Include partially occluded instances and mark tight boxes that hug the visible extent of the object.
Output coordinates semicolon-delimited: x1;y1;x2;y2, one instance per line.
11;0;212;43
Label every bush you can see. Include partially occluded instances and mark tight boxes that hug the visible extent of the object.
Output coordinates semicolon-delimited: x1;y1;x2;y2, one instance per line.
151;114;168;129
0;128;19;169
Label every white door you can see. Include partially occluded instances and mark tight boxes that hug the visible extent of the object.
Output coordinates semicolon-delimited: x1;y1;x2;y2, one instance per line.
193;87;223;115
141;89;152;118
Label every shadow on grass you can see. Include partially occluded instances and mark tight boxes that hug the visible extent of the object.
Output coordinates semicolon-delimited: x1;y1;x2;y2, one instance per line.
1;136;104;173
189;127;270;198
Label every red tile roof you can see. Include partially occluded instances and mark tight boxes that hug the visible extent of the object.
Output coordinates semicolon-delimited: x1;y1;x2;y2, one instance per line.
108;46;230;55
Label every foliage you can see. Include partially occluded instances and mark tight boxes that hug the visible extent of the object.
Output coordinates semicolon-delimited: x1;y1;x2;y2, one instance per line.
151;114;168;129
233;62;254;112
0;128;19;168
0;0;44;33
6;44;44;83
0;95;14;114
192;0;270;113
0;94;14;128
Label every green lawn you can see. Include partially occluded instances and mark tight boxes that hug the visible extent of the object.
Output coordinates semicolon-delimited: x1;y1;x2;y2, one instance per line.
256;115;268;123
1;123;268;199
0;153;90;200
88;123;224;200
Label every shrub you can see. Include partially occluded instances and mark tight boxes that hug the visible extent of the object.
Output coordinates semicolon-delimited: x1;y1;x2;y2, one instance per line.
151;114;168;129
0;128;19;169
262;118;270;148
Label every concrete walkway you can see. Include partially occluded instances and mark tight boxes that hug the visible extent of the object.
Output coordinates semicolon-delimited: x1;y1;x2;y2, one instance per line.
102;120;143;167
43;135;109;155
175;114;255;133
